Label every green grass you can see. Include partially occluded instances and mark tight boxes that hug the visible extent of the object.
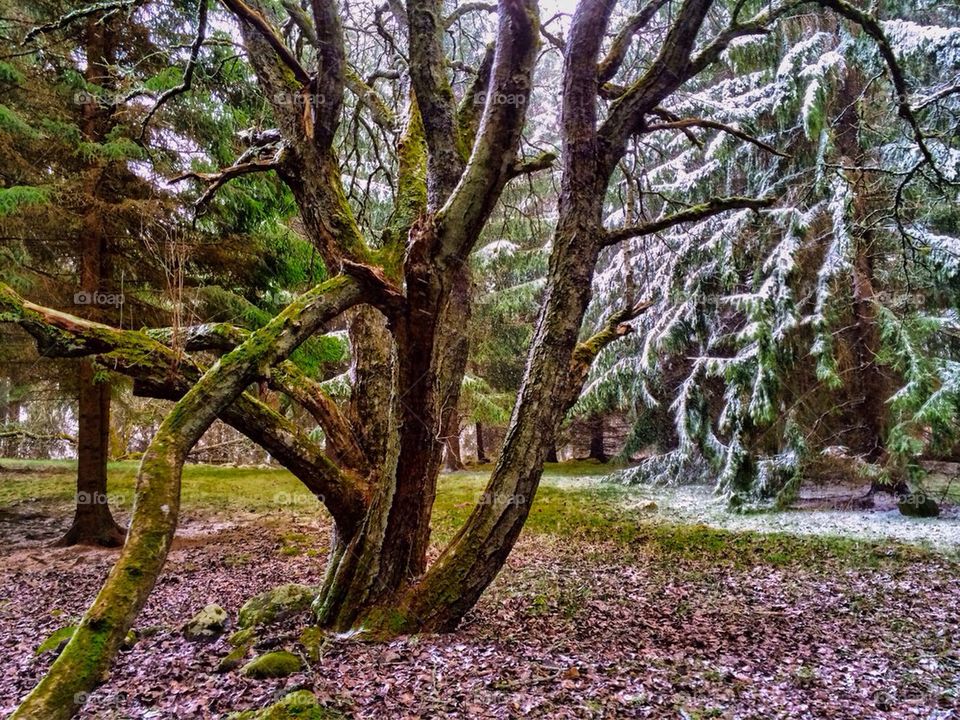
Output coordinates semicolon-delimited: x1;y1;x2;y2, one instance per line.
0;460;317;513
0;459;947;570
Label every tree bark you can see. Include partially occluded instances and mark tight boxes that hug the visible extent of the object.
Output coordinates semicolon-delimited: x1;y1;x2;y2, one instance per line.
58;14;125;547
475;421;488;463
57;360;125;546
834;70;896;485
10;277;363;720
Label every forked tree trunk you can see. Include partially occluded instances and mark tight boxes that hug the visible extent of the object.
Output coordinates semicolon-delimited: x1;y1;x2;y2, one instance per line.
12;0;665;714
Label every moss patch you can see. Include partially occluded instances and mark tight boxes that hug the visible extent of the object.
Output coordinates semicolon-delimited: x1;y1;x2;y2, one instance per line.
238;584;318;629
240;650;302;679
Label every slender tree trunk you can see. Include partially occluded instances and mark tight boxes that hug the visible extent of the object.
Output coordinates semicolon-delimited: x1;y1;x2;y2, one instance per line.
443;412;464;471
586;414;608;462
58;15;124;547
57;361;124;546
545;443;559;463
475;421;488;463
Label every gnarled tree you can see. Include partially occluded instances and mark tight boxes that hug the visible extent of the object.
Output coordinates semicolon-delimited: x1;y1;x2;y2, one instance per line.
3;0;936;717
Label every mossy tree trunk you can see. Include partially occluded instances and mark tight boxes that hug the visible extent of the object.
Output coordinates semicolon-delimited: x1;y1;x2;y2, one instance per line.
9;278;364;720
8;0;791;714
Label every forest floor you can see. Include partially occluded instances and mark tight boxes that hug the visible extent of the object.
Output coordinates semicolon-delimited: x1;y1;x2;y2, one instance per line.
0;460;958;719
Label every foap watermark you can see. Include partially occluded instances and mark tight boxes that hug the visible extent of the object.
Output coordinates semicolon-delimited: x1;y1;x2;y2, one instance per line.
76;491;129;506
272;91;328;108
273;491;325;507
72;691;129;712
74;290;124;307
477;491;526;507
473;91;527;106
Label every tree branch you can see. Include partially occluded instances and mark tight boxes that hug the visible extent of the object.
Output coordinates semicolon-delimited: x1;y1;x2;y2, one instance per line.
23;0;141;43
507;150;558;179
221;0;310;84
444;1;497;28
603;195;776;246
596;0;669;84
643;116;790;158
171;148;287;208
572;300;654;368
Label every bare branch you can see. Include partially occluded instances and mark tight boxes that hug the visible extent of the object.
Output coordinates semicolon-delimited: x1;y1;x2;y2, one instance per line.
345;66;397;131
171;147;287;208
23;0;140;43
603;195;776;246
444;1;497;28
644;116;790;158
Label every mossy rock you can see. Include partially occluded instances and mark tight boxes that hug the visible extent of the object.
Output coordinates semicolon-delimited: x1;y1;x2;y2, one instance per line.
228;627;257;647
183;603;229;640
298;626;327;663
219;627;257;673
240;650;302;679
35;625;76;655
238;584;318;629
898;493;940;518
218;643;252;673
225;690;346;719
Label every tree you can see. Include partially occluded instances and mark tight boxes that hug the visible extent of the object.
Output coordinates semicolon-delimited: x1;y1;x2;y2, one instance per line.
3;0;949;716
587;1;960;508
0;0;336;543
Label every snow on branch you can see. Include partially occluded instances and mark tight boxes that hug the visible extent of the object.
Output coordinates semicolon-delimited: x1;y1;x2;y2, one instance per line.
602;196;775;247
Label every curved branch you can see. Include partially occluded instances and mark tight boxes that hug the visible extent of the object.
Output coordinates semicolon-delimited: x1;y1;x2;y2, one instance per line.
221;0;310;84
603;195;776;246
444;1;497;28
643;116;790;158
10;275;365;720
